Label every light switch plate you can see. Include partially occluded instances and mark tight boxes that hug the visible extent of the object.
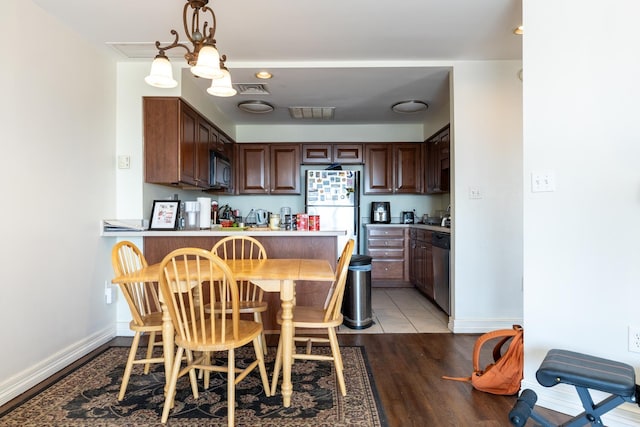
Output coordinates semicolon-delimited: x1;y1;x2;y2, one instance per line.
117;155;130;169
469;186;482;199
531;171;556;192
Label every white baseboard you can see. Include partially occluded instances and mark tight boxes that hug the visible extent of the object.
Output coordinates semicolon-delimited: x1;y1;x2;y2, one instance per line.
0;326;116;406
449;317;523;333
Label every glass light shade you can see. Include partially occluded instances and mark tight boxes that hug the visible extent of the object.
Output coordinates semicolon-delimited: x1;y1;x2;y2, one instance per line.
145;56;178;88
207;69;237;97
391;100;428;114
191;45;224;79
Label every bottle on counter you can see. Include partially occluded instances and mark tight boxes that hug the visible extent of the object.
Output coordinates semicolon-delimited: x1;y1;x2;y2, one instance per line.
178;202;186;230
211;201;218;225
269;213;280;230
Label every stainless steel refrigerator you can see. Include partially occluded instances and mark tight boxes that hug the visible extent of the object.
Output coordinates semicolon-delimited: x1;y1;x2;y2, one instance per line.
305;169;359;255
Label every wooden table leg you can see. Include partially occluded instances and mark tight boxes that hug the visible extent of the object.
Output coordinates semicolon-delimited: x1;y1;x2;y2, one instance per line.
280;279;294;407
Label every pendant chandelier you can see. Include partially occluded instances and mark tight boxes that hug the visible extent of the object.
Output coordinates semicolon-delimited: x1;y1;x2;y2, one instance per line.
145;0;237;97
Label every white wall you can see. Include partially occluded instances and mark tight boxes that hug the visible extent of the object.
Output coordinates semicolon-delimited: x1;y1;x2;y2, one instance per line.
523;1;640;424
0;0;117;404
450;60;524;332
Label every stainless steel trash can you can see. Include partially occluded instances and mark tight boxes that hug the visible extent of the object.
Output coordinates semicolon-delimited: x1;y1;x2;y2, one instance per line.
343;255;373;329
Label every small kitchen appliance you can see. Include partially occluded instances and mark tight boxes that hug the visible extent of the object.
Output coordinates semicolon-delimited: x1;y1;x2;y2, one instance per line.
401;211;415;224
255;209;268;226
370;201;390;224
209;151;232;189
184;201;200;230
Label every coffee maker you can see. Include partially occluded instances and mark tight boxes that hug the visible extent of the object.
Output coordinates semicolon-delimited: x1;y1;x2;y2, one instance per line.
370;202;391;223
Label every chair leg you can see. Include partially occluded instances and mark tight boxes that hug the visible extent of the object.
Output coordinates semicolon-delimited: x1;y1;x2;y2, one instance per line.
161;346;184;424
253;337;271;396
118;331;142;401
328;327;346;396
227;348;235;427
144;331;156;375
254;312;268;355
185;350;199;399
270;335;283;395
203;351;212;389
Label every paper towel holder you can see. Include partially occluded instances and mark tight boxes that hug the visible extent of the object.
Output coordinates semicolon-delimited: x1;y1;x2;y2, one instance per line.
197;197;212;229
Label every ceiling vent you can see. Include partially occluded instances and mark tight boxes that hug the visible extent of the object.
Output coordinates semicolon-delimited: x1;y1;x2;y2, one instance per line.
233;83;270;95
288;107;335;120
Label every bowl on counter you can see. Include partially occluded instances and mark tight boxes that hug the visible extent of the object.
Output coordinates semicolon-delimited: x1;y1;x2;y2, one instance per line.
220;219;234;227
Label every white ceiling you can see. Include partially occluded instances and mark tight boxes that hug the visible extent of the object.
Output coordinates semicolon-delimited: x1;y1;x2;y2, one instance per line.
32;0;522;126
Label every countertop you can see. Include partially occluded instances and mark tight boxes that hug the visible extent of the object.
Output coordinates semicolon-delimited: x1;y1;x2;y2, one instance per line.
364;223;451;234
101;227;347;238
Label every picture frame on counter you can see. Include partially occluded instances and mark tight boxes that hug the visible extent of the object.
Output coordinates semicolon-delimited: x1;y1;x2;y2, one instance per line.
149;200;180;230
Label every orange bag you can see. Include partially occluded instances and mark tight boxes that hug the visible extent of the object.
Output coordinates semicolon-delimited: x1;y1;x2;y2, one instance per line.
443;325;524;395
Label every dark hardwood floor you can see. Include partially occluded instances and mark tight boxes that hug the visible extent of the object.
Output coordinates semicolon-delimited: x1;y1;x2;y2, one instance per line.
0;333;568;426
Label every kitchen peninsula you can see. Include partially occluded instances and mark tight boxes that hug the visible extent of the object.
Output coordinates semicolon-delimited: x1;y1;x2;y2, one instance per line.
103;228;346;332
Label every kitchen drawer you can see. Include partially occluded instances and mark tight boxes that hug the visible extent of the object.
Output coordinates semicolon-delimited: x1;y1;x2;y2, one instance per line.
416;229;431;241
367;238;404;249
372;260;405;279
368;248;404;259
367;228;405;238
409;228;431;240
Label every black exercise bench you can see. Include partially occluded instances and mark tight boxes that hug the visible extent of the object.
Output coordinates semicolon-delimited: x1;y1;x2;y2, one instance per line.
509;349;639;426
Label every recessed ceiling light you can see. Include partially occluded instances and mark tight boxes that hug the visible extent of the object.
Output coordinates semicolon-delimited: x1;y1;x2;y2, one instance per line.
255;71;272;79
513;25;523;35
391;100;428;114
238;100;274;114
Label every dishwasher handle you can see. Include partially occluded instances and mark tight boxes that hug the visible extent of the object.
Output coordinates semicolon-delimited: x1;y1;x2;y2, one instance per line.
432;232;450;250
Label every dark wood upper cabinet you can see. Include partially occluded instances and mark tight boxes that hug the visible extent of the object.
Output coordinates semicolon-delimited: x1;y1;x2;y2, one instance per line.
237;143;300;195
333;144;363;163
270;144;300;194
425;124;450;194
364;144;393;193
144;97;213;189
394;143;423;193
364;143;422;194
237;144;269;194
143;97;235;190
302;144;331;164
302;143;363;164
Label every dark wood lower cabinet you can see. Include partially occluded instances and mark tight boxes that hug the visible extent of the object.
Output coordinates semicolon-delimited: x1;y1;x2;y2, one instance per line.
143;235;337;333
409;228;434;298
366;226;411;287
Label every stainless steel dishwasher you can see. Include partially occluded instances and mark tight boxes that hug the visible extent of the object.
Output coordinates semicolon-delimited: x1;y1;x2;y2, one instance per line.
431;232;450;315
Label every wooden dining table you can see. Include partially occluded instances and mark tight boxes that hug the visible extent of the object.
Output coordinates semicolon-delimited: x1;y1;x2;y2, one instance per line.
112;257;335;408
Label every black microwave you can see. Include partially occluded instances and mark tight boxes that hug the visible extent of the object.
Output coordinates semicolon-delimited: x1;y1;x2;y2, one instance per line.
210;152;232;189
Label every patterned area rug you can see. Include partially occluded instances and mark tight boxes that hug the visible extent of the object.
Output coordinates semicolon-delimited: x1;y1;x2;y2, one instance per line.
0;346;386;426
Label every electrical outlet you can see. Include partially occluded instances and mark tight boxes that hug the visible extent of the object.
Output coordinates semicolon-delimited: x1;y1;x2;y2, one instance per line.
628;326;640;353
104;280;113;305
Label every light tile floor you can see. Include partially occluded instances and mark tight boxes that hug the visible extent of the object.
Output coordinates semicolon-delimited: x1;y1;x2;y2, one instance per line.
338;287;451;334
